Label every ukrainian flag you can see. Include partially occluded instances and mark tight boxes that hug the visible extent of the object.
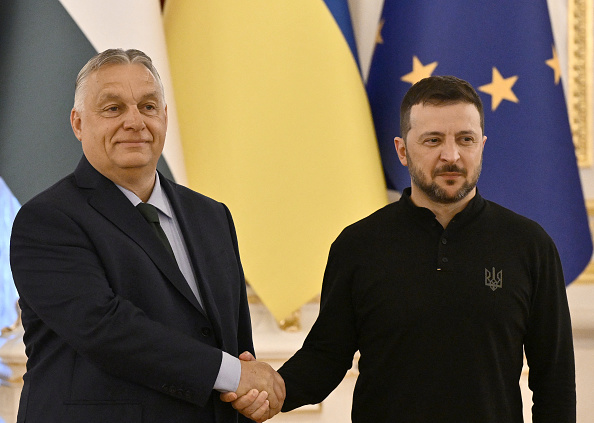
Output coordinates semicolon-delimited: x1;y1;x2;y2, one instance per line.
164;1;387;322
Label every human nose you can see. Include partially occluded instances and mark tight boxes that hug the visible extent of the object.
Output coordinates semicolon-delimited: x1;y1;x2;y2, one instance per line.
122;107;146;131
440;138;460;163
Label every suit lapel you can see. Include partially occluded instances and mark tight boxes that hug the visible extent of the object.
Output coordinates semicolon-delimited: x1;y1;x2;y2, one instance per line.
74;157;205;314
161;178;224;347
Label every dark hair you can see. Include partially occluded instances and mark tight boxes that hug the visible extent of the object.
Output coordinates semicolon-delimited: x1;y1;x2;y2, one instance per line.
73;48;164;111
400;75;484;140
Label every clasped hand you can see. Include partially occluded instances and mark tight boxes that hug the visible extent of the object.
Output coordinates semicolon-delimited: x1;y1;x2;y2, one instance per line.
220;351;285;422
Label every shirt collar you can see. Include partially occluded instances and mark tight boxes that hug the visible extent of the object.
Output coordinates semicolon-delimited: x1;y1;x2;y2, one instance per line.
400;187;486;225
116;172;173;219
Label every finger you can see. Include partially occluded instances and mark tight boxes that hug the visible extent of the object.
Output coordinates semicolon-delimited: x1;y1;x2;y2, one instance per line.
239;351;256;361
266;390;281;411
273;373;286;403
239;390;269;416
230;389;260;410
268;395;282;416
220;392;238;403
277;372;286;397
250;399;270;423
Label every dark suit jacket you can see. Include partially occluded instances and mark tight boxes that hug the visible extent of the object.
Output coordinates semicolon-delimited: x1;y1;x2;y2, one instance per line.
10;156;254;423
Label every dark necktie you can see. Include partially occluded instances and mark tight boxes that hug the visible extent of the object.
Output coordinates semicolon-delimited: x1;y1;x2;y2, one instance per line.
136;202;176;260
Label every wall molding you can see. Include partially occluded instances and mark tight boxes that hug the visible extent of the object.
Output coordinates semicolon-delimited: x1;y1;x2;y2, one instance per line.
568;0;593;167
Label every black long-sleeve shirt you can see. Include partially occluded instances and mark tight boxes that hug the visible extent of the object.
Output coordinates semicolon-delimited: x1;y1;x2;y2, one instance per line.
280;188;576;422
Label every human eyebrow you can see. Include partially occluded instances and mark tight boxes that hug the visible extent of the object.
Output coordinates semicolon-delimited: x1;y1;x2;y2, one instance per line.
419;131;445;139
140;91;160;101
137;91;165;106
96;93;123;106
96;91;162;105
455;130;480;141
456;130;478;137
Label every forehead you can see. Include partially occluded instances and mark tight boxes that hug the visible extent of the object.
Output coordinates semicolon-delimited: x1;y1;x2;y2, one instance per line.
86;63;161;101
409;102;481;130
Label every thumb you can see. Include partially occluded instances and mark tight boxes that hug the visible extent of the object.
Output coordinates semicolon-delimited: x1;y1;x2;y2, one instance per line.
239;350;256;361
220;392;238;403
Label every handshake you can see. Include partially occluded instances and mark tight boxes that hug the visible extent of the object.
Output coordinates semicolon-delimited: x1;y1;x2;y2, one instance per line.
220;351;286;422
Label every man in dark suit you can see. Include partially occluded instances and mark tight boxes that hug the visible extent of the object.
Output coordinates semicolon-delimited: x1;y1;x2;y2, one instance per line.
10;48;284;423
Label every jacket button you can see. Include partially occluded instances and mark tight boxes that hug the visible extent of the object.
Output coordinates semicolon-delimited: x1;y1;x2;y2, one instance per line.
201;327;211;337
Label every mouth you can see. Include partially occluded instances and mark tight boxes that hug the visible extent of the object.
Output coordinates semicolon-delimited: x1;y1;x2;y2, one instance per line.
117;140;150;147
437;173;463;186
437;172;463;178
433;165;467;179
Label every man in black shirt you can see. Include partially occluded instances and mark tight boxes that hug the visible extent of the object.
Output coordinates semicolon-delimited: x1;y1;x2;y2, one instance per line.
224;76;576;422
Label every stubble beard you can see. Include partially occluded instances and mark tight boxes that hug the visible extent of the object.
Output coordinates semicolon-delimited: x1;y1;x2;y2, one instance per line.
407;154;482;204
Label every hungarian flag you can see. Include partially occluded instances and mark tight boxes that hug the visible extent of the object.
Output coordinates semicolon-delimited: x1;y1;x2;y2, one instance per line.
0;0;186;206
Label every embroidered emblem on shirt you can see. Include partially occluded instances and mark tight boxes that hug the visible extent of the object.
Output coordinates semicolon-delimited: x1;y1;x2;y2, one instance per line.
485;267;502;291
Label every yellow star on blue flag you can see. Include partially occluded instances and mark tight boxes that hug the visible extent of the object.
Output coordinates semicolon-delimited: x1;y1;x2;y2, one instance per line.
401;56;439;85
546;46;562;84
478;67;519;111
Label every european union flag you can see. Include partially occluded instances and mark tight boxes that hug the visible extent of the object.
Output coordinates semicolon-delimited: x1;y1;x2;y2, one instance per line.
366;1;592;284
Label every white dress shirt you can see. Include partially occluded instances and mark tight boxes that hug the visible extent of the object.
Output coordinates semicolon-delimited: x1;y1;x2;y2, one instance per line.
117;173;241;392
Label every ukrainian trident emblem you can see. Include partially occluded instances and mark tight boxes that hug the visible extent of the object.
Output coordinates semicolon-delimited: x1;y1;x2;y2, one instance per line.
485;267;502;291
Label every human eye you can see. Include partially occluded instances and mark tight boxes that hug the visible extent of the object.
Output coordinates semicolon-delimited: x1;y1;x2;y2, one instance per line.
141;102;159;114
101;104;122;116
458;135;476;145
423;137;441;146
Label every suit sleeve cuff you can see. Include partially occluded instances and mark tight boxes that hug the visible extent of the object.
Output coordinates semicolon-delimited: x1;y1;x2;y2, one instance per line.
213;352;241;392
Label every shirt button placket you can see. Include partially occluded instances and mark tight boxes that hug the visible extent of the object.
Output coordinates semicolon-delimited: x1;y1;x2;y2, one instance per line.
438;236;449;270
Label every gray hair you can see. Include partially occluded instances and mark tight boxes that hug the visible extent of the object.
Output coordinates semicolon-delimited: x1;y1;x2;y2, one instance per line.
73;48;165;111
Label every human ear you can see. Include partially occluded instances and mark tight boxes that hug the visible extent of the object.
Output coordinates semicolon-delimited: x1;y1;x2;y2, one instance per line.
394;137;408;166
70;109;83;142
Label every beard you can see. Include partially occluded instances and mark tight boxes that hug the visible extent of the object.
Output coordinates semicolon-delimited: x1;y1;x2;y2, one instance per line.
407;154;482;204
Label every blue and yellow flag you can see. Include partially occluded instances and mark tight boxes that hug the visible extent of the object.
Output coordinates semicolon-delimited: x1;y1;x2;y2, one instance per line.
366;1;592;284
164;1;387;322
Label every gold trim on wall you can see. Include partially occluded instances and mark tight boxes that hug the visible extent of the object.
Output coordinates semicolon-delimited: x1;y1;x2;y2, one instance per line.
568;0;593;167
575;199;594;284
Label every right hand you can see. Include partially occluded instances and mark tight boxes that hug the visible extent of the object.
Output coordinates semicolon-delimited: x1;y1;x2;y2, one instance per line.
220;351;286;422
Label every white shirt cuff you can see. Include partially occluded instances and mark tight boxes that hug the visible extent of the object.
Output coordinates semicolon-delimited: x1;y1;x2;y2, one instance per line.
213;352;241;392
